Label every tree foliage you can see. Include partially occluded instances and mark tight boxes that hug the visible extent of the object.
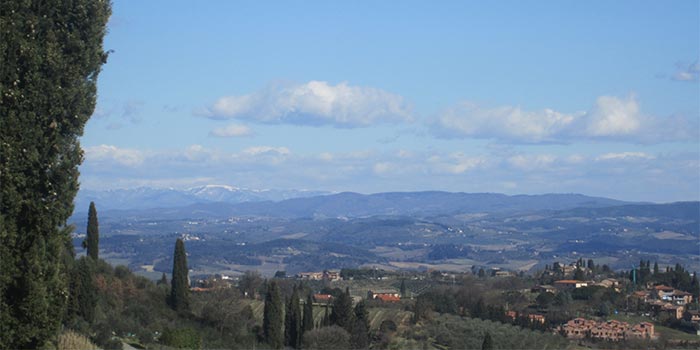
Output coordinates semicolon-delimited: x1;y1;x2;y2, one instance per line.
169;238;190;312
0;0;110;347
303;293;314;334
284;286;302;348
85;201;99;260
330;287;354;332
263;280;283;349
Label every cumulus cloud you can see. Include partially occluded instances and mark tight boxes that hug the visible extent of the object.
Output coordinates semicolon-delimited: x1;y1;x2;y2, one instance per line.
584;95;641;136
209;124;253;137
432;95;695;143
201;81;413;127
84;144;145;166
671;60;699;82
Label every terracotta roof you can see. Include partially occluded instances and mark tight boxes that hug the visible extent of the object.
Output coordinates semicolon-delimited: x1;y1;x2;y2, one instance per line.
313;294;333;302
376;294;401;302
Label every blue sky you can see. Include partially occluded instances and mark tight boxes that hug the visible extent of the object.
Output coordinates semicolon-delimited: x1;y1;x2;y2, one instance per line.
80;1;699;202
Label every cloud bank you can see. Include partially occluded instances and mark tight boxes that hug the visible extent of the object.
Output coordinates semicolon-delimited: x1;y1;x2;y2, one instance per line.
431;95;697;144
201;81;413;127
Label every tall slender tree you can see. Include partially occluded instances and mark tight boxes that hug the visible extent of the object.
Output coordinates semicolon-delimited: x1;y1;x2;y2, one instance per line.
263;281;283;349
331;287;354;332
169;238;190;312
350;301;370;350
303;293;314;334
285;286;302;348
481;331;494;350
0;1;110;348
85;202;99;260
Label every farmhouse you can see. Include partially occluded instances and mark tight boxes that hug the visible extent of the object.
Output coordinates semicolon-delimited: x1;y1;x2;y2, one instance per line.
553;280;588;291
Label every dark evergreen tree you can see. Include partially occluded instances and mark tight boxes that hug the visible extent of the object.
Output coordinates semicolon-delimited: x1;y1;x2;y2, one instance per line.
481;331;493;350
263;281;283;349
350;301;370;350
478;268;486;278
169;238;190;312
330;287;354;332
653;261;659;275
400;279;406;298
74;257;97;322
303;293;314;334
284;286;302;348
0;1;110;347
85;201;99;260
157;272;168;286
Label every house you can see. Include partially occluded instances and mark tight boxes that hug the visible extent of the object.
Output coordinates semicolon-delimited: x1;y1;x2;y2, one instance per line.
554;280;588;291
670;290;693;305
560;318;656;341
368;289;401;300
654;285;675;300
505;310;518;321
322;270;341;281
632;291;651;303
528;313;546;324
595;278;621;291
375;294;401;303
313;294;333;304
662;304;685;320
298;272;324;280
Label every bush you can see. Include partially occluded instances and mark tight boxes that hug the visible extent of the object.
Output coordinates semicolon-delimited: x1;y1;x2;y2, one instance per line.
302;326;350;350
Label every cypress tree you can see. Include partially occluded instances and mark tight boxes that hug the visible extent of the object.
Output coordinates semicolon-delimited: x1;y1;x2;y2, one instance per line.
85;202;99;260
0;1;110;348
400;279;406;298
284;286;302;348
169;238;190;312
350;301;370;350
481;331;493;350
157;272;168;286
263;281;283;349
303;293;314;333
74;257;97;323
331;287;354;332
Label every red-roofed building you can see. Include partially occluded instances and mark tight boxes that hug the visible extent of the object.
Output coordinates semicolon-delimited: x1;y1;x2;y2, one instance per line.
313;294;333;304
376;294;401;303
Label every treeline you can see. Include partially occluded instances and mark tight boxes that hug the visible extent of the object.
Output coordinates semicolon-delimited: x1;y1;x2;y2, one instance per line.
630;260;699;294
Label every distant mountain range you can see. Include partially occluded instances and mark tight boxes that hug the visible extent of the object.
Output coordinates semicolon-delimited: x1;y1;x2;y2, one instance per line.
76;187;636;220
74;185;331;211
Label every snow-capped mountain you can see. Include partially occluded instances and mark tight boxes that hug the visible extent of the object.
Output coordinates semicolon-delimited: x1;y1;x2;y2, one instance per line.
74;185;330;211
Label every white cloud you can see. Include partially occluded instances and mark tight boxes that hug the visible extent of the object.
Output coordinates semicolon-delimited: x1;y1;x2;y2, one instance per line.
209;124;253;137
241;146;291;156
432;95;694;143
595;152;655;161
585;95;640;136
433;102;578;143
84;145;145;166
202;81;413;127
